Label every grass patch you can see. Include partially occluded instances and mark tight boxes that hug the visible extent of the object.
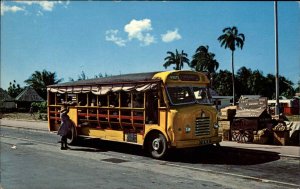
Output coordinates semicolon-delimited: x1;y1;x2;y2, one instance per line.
2;112;47;121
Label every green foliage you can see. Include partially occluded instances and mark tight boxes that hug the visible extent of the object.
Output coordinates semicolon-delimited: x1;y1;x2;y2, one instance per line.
78;71;88;80
163;49;190;70
190;45;219;73
213;67;296;99
24;70;62;100
218;26;245;51
31;101;47;113
218;26;245;104
94;72;111;78
7;80;24;98
213;70;233;96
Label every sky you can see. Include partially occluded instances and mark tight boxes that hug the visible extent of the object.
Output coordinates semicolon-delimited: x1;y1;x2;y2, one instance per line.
1;1;300;90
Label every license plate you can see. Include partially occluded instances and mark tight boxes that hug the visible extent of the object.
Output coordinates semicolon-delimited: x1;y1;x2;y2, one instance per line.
200;139;210;145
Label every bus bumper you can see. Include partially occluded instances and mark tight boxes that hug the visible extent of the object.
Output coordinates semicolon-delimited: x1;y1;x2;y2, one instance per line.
172;136;222;148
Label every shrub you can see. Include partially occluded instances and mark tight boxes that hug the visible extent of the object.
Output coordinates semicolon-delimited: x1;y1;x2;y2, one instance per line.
31;102;47;113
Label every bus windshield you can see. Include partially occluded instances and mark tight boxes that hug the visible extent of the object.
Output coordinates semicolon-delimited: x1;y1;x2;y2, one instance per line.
193;87;212;105
166;86;212;105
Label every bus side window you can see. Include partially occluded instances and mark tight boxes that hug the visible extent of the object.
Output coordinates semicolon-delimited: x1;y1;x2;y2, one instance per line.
159;89;166;107
109;92;119;107
120;91;130;107
56;93;67;105
49;92;56;105
78;93;87;106
88;93;97;106
132;92;144;108
146;91;158;124
98;94;107;107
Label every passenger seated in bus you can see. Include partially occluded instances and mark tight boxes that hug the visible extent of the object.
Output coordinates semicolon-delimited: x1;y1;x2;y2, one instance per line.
109;92;119;107
131;93;143;117
133;94;143;108
198;89;209;103
146;91;158;124
91;98;96;106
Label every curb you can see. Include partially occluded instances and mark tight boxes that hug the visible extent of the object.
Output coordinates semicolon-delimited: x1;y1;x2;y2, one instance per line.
1;118;48;123
278;154;300;159
0;125;49;132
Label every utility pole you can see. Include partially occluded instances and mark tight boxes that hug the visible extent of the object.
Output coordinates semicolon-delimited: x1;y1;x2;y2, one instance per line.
274;1;280;116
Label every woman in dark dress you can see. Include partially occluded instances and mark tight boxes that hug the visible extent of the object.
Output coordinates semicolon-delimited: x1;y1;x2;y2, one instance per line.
57;105;72;150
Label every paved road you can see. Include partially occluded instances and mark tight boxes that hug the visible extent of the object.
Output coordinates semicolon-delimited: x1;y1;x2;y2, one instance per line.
1;126;299;189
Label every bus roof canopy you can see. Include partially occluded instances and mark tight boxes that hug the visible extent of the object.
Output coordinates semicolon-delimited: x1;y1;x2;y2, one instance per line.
47;72;161;94
47;70;210;94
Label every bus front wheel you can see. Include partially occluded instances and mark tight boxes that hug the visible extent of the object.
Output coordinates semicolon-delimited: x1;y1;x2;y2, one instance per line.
147;133;168;159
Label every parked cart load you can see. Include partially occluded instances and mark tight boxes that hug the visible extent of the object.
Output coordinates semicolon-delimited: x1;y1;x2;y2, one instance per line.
231;97;272;143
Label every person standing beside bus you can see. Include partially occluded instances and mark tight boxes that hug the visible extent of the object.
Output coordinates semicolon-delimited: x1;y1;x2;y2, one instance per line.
57;104;72;150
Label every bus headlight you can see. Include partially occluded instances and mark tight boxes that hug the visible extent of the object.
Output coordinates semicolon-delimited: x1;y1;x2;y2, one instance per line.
213;123;219;129
185;126;191;133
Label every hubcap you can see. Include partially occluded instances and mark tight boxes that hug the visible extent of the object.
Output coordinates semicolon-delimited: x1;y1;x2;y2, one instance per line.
152;138;161;151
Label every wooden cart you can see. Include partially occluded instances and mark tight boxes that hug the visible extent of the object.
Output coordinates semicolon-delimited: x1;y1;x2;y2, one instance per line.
231;97;272;143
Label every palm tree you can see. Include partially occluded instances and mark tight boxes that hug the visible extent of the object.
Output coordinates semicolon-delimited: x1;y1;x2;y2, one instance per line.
24;70;63;100
218;26;245;105
163;49;189;70
190;45;219;86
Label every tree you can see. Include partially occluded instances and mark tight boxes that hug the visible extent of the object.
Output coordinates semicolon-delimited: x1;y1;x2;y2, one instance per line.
78;71;88;80
279;76;295;99
249;70;265;95
263;74;276;99
24;70;63;100
7;80;23;98
94;73;111;78
236;66;252;96
213;70;232;96
295;80;300;95
163;49;189;70
190;45;219;87
218;26;245;105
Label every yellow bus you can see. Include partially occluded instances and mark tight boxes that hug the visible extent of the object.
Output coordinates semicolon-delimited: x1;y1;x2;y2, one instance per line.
47;70;221;159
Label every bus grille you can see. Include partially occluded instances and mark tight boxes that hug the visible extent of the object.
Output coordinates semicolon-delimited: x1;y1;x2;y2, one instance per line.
195;117;210;136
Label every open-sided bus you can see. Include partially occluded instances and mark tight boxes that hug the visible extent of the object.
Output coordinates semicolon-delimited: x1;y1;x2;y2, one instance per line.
47;70;221;159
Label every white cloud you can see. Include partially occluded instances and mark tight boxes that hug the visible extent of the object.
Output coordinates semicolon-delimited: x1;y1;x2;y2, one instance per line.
298;1;300;8
1;1;69;15
124;19;152;39
1;2;25;15
16;1;57;11
161;28;182;43
124;19;155;46
142;33;155;46
105;30;127;47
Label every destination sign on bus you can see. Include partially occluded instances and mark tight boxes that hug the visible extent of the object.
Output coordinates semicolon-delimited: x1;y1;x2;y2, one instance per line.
179;74;200;81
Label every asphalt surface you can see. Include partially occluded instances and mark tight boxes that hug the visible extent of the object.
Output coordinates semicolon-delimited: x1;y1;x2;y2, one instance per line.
1;119;300;189
1;119;299;158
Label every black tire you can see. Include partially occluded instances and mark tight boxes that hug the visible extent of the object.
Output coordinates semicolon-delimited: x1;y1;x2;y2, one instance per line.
147;133;168;159
67;125;77;145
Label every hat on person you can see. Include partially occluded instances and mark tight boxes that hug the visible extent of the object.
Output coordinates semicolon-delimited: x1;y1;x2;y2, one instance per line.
60;105;68;113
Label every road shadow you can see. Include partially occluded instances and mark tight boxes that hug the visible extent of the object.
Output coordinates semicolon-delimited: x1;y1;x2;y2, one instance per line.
70;138;280;165
166;145;281;165
69;138;145;156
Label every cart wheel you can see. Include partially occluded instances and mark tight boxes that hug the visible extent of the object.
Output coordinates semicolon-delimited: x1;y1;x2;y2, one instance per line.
231;129;253;143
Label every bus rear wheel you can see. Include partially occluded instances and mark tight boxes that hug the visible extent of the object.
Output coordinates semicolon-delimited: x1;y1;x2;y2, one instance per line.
67;125;77;145
147;133;167;159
